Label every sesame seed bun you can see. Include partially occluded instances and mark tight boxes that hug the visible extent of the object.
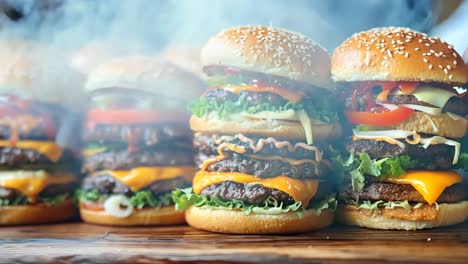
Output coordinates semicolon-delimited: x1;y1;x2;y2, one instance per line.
337;201;468;230
190;114;342;141
185;206;334;234
85;56;205;102
79;203;185;226
0;199;76;226
332;27;467;84
0;40;84;106
201;25;332;90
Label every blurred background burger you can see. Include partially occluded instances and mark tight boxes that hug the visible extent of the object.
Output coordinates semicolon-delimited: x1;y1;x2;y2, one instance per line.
0;40;83;225
77;56;204;226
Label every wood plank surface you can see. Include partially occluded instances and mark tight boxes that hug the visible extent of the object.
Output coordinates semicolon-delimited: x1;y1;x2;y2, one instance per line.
1;222;467;264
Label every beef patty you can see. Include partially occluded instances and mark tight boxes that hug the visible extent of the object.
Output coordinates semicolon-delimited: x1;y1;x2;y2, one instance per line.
204;152;330;179
0;147;74;168
82;174;190;196
201;180;334;206
345;139;455;170
194;133;323;161
387;95;467;116
83;123;192;146
82;148;194;173
346;93;466;116
341;181;465;203
0;183;76;202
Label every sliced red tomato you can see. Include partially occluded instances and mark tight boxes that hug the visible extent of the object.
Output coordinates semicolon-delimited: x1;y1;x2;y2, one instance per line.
86;109;189;124
345;107;414;126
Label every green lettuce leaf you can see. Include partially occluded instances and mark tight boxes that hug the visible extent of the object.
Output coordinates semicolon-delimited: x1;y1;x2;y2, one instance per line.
454;153;468;171
335;150;418;192
75;189;173;208
130;191;173;209
0;194;70;207
349;198;424;214
172;188;337;218
189;96;303;119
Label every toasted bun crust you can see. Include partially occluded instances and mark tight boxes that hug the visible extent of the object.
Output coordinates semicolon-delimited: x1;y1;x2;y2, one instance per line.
79;203;185;226
201;25;332;90
0;40;84;105
337;201;468;230
190;115;342;141
185;206;334;234
393;112;467;138
85;56;205;101
332;27;467;84
0;199;76;226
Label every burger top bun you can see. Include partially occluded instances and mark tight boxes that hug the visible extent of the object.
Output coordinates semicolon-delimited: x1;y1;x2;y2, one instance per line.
332;27;467;84
70;39;145;76
159;45;203;78
85;56;205;101
0;40;84;106
201;25;332;90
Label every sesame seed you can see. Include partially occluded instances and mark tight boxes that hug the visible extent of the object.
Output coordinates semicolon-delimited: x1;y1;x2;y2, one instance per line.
415;47;420;51
449;74;453;80
423;58;428;63
444;68;448;74
454;60;457;65
404;52;409;58
425;43;431;46
428;64;433;69
387;50;392;57
447;65;451;70
438;65;443;69
452;52;457;57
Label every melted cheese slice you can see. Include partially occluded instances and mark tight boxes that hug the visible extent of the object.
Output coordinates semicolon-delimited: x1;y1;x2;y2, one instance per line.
193;171;319;207
0;140;63;162
386;170;462;205
0;171;76;202
208;85;304;103
104;166;196;192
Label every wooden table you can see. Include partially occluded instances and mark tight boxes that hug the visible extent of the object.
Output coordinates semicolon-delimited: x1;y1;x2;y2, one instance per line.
1;222;467;263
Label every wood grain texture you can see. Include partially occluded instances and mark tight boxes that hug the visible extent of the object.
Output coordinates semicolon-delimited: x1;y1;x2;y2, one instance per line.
0;222;467;264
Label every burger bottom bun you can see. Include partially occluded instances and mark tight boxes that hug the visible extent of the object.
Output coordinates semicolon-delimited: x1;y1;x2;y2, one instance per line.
0;199;76;226
393;112;467;138
79;203;185;226
337;201;468;230
190;115;342;141
185;206;334;234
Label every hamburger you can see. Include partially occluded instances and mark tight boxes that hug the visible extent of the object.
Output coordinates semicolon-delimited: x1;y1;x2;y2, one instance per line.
331;27;468;230
0;41;83;225
173;25;341;234
77;56;204;226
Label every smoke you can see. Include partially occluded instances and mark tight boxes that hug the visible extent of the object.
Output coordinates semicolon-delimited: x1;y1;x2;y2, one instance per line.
0;0;436;53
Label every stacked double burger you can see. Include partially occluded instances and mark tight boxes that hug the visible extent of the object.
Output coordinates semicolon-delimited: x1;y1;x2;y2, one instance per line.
0;42;83;225
174;25;341;234
77;56;204;226
332;27;468;230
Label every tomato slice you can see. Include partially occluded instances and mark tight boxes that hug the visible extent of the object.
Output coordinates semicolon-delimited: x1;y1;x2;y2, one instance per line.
86;109;188;124
345;107;414;126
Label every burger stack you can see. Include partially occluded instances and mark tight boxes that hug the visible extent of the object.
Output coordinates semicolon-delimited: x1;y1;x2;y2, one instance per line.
173;25;341;234
331;27;468;230
0;42;83;225
77;56;204;226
